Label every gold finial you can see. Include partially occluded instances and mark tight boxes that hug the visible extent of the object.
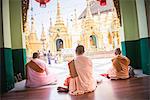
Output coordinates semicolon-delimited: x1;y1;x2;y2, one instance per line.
86;0;92;19
57;0;61;18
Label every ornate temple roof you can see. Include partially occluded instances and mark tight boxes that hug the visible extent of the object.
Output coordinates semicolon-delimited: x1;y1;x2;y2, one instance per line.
78;0;114;19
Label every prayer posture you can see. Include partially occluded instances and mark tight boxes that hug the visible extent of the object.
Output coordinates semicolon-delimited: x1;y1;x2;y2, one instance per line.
25;52;57;88
66;45;97;95
107;48;130;79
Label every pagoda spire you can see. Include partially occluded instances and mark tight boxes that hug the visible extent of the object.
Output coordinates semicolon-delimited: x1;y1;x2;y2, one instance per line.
41;24;46;41
86;0;93;19
40;24;47;51
29;5;38;41
73;9;78;32
51;0;67;34
50;17;52;27
31;16;36;33
74;9;77;29
30;0;36;33
56;0;63;23
49;17;52;34
84;0;95;31
57;0;61;19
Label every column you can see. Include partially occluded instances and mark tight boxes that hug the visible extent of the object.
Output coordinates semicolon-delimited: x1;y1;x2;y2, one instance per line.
136;0;150;74
0;0;14;93
120;0;150;74
119;0;141;69
9;0;27;79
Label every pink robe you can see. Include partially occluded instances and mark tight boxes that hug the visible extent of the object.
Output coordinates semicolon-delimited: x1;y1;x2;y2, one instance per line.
25;59;57;88
69;55;97;95
108;55;130;79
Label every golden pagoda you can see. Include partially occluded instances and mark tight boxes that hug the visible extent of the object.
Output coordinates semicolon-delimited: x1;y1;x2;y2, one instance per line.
27;15;43;55
78;0;121;51
79;0;103;51
40;24;48;51
49;0;72;53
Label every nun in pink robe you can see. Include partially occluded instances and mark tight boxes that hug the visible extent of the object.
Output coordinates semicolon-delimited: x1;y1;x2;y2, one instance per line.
68;45;97;95
107;48;130;79
25;52;57;88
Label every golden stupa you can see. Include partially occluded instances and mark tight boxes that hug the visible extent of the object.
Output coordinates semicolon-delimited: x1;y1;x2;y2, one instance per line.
49;0;72;54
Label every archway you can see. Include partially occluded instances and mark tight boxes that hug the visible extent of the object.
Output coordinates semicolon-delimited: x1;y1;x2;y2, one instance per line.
56;39;64;51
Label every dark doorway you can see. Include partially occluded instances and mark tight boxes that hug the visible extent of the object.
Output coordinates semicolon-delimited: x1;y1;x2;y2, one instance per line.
90;35;97;48
56;39;63;51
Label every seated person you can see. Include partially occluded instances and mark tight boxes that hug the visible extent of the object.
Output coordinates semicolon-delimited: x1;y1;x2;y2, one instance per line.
58;45;97;95
107;48;130;79
25;52;57;88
